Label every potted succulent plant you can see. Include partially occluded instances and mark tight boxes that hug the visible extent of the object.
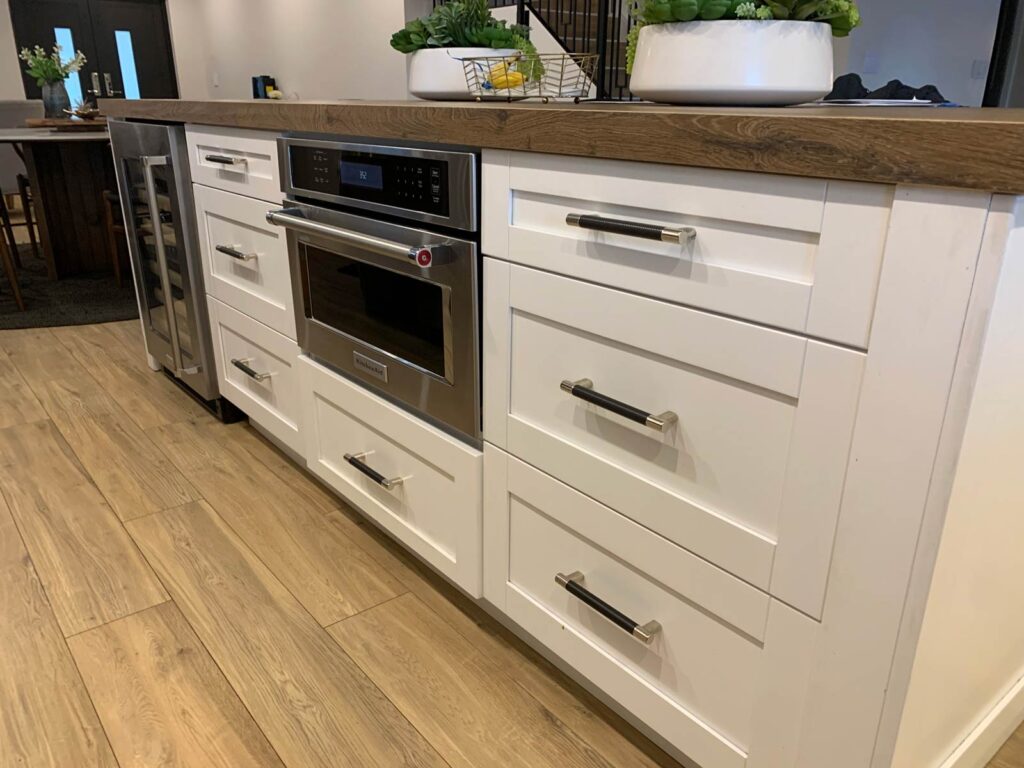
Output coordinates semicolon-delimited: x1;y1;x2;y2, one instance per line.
19;44;87;118
627;0;861;105
392;0;541;100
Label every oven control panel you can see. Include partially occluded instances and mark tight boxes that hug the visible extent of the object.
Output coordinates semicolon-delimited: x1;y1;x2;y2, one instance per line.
289;145;450;218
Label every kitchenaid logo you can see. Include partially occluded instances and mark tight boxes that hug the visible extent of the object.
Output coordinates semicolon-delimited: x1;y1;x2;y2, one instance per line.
353;352;388;383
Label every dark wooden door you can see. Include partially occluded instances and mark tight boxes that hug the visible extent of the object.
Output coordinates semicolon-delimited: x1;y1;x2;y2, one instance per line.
9;0;99;102
8;0;177;101
87;0;178;99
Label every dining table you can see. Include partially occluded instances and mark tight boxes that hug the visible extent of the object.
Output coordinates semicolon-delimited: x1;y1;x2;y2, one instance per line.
0;127;116;280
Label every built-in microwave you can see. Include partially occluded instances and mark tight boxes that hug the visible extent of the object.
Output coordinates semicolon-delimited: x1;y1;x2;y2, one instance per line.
268;138;481;445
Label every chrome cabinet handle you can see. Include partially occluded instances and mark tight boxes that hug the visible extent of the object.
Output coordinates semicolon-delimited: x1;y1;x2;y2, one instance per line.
216;244;258;262
566;213;696;244
556;572;662;645
267;208;446;266
205;154;247;166
343;452;404;491
560;378;678;432
231;358;272;382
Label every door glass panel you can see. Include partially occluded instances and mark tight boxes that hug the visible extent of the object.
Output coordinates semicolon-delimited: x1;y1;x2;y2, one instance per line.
303;245;447;377
53;27;83;107
122;157;168;340
114;30;140;99
150;164;195;365
123;158;195;365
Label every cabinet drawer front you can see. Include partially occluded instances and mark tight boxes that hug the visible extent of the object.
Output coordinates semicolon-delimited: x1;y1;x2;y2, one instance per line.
299;357;483;596
208;297;302;455
186;126;281;203
485;261;865;616
483;150;892;348
195;184;295;339
484;448;818;768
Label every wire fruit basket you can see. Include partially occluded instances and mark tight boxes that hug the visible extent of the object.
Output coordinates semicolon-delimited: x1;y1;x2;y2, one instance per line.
461;53;599;103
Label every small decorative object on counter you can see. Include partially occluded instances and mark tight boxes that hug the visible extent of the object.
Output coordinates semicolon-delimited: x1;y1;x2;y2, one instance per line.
627;0;861;106
462;53;598;103
392;0;542;100
64;101;102;120
252;75;277;99
19;44;87;118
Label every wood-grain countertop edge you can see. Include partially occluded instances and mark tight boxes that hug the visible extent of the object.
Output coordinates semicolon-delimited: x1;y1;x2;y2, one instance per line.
101;99;1024;194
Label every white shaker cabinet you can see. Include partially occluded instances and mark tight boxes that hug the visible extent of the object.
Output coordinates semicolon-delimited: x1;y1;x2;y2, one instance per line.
482;149;1024;768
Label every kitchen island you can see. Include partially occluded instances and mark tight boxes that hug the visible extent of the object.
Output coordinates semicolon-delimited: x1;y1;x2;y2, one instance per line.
103;99;1024;768
103;99;1024;193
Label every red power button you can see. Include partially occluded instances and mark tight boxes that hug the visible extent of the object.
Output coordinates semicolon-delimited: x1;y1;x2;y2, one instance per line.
415;248;433;267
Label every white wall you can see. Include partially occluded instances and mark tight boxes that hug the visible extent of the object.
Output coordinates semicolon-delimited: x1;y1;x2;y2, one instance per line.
0;0;23;99
892;209;1024;767
841;0;1002;106
0;0;1007;106
165;0;420;100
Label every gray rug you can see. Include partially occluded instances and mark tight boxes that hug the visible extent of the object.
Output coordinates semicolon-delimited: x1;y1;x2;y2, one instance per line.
0;247;139;330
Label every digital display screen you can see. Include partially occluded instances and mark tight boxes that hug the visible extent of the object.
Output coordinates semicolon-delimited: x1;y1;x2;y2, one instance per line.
341;161;384;190
289;145;449;217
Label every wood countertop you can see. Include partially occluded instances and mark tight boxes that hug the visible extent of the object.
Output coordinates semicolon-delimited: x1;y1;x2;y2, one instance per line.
101;99;1024;194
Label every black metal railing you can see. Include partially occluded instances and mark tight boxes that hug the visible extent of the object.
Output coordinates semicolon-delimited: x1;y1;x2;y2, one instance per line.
431;0;633;100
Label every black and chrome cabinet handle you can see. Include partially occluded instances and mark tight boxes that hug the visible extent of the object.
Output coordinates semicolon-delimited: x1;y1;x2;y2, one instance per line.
560;378;678;432
205;154;247;167
556;571;662;645
344;452;405;491
216;244;259;262
566;213;696;244
230;358;273;382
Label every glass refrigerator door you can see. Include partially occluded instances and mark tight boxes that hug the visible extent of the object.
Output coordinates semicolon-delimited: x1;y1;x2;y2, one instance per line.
122;156;173;357
148;160;198;371
124;155;199;374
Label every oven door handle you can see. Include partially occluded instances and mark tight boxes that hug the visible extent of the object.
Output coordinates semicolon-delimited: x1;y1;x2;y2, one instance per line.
267;208;425;263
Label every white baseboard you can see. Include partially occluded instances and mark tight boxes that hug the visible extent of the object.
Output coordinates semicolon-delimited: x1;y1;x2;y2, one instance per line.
938;673;1024;768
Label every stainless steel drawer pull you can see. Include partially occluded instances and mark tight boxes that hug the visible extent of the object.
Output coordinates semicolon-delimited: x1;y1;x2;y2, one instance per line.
205;154;247;167
566;213;696;244
344;452;404;491
216;244;258;262
230;358;273;382
556;571;662;645
560;378;678;432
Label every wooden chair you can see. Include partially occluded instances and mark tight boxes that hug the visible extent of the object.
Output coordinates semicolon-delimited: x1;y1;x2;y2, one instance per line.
0;228;24;311
0;175;40;269
103;190;129;288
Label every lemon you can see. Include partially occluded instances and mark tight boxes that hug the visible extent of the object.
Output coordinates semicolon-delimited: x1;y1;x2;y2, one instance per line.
492;71;525;89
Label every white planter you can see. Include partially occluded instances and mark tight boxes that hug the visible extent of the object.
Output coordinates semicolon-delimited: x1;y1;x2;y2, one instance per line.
407;47;518;101
630;20;834;106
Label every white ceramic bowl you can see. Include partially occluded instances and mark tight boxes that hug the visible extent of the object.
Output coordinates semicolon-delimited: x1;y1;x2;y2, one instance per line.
407;47;519;101
630;20;834;106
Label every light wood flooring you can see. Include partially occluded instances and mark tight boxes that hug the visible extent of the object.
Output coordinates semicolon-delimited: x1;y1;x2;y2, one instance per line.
0;319;1020;768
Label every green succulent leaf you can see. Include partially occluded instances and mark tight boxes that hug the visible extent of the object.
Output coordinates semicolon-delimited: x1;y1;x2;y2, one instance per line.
698;0;733;19
669;0;699;21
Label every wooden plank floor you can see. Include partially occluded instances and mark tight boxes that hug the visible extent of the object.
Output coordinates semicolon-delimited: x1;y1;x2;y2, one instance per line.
0;319;689;768
0;319;1021;768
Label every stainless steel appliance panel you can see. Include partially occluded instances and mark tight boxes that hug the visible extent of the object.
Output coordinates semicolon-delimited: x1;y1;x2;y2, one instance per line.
271;201;481;443
279;137;477;232
110;119;217;401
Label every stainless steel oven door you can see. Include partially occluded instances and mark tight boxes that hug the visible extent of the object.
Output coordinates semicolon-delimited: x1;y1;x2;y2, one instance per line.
268;202;480;443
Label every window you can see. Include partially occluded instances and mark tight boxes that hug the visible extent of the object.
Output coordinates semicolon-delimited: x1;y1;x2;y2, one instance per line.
53;27;83;106
114;30;140;100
